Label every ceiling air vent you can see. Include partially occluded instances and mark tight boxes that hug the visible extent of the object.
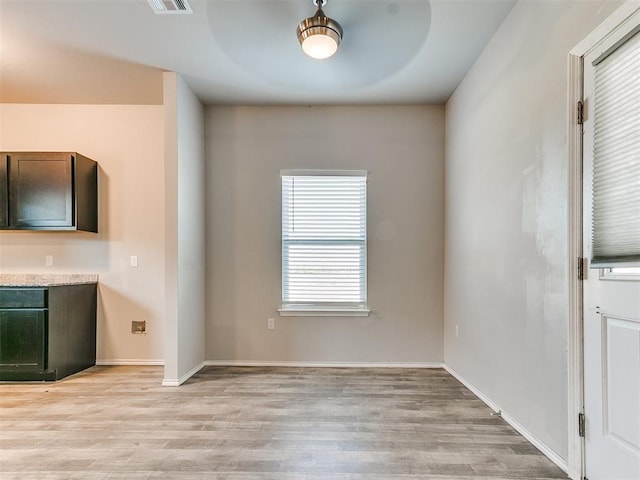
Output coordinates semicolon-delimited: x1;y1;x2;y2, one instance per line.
147;0;192;14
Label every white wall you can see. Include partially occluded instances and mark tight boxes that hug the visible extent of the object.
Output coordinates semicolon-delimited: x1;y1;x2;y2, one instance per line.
176;75;206;378
163;73;206;384
444;0;622;462
0;103;165;362
206;105;444;364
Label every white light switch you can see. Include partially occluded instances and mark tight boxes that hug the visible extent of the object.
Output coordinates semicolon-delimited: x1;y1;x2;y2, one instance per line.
45;255;53;267
130;255;138;267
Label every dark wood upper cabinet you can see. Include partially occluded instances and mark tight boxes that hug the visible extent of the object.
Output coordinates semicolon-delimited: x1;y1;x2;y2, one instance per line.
10;153;73;228
0;152;98;232
0;156;7;228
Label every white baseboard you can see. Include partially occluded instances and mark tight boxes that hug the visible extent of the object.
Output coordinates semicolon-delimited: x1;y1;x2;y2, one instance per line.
500;409;568;474
203;360;445;369
443;364;501;412
96;359;444;369
162;361;206;387
443;364;568;474
96;359;164;366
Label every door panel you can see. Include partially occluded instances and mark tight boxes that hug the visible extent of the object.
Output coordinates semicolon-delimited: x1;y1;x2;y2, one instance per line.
0;309;47;371
8;152;73;228
0;154;7;227
603;315;640;454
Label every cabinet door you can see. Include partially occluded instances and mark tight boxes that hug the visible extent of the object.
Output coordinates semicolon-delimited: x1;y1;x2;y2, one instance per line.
0;309;47;371
0;154;7;227
8;153;73;228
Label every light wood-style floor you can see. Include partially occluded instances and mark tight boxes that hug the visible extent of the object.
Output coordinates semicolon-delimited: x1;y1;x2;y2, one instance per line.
0;365;567;479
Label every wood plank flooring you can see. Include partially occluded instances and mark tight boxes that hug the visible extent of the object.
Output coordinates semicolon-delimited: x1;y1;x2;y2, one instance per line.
0;366;567;479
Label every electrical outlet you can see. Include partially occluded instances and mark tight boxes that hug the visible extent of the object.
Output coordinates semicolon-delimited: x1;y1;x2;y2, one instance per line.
267;318;275;330
132;320;146;334
130;255;138;267
455;325;459;338
45;255;53;267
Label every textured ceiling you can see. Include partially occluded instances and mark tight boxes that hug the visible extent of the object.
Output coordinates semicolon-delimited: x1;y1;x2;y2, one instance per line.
0;0;516;105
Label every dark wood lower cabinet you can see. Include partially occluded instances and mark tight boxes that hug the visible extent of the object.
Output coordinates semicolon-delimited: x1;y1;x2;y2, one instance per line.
0;284;96;381
0;309;46;372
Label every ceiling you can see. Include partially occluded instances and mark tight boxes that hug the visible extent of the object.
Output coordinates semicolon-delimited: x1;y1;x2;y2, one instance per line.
0;0;516;105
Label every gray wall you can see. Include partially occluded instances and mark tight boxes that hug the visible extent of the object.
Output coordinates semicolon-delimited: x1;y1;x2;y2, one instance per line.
444;0;622;461
206;105;444;364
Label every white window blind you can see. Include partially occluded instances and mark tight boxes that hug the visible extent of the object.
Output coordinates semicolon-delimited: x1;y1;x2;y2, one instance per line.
281;172;367;309
591;30;640;266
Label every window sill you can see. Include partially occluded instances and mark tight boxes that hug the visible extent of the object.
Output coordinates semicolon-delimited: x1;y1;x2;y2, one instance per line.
278;305;371;317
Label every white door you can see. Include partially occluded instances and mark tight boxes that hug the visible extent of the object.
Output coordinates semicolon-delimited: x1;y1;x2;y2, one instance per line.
582;14;640;480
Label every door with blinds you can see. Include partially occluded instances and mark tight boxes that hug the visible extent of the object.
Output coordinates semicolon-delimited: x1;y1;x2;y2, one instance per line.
582;14;640;480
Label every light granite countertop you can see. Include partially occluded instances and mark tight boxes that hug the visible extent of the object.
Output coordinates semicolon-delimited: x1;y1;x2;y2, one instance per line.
0;274;99;287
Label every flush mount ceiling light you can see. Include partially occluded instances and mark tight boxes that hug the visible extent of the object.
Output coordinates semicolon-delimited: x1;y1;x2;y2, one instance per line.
296;0;343;60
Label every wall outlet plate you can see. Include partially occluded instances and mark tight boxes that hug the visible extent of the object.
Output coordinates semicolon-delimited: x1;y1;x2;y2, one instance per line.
132;320;146;334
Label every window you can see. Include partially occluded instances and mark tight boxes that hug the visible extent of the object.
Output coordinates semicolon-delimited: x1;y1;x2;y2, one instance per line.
590;30;640;267
600;266;640;281
279;170;369;316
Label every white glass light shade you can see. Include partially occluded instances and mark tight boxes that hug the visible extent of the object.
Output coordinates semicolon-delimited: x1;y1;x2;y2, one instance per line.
301;31;339;59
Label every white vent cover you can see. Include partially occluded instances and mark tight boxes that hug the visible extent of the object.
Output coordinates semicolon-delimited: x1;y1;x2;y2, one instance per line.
147;0;192;14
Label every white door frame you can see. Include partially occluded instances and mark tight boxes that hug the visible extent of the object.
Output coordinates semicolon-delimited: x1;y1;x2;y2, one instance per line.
567;2;640;479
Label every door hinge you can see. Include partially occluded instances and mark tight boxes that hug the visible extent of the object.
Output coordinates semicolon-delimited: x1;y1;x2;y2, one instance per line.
579;413;585;437
577;100;584;125
577;257;585;281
